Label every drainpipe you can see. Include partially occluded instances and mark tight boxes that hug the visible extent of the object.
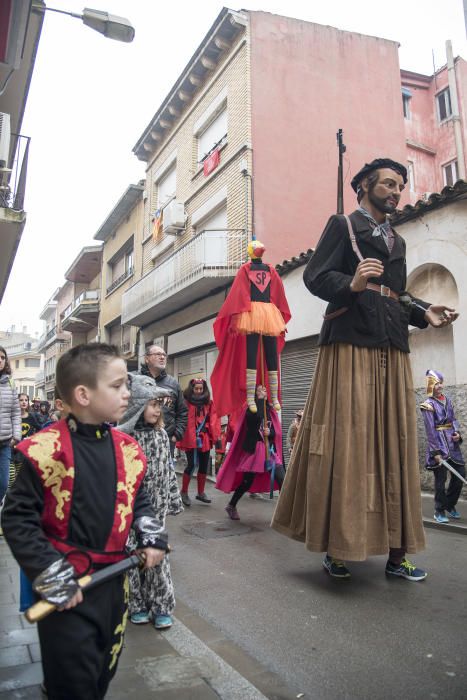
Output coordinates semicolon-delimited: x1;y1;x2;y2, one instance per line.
446;40;466;179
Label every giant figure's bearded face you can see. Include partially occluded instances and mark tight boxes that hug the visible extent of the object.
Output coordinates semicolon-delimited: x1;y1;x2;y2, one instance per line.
366;168;405;215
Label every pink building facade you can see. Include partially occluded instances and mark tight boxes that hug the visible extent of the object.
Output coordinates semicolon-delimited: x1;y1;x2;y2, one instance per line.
402;58;467;203
249;12;409;262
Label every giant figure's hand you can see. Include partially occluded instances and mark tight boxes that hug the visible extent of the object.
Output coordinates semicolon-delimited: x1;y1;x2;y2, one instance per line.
424;305;458;328
350;258;384;292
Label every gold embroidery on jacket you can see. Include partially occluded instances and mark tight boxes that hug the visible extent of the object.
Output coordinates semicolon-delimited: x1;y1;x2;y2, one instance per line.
117;442;145;533
109;575;129;670
26;430;74;520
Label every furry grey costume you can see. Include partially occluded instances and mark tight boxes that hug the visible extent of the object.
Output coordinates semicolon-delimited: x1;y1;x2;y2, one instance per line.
118;374;170;434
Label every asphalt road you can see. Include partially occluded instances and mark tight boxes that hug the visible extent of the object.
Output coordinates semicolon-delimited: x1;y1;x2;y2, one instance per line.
169;483;467;700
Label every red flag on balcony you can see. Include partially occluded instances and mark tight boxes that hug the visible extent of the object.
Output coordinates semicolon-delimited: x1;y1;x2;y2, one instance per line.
203;148;220;177
152;208;163;242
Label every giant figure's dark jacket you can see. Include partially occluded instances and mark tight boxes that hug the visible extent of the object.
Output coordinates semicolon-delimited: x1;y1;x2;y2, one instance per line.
303;210;430;352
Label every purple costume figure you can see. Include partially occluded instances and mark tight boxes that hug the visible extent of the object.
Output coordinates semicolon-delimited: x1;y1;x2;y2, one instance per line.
420;369;465;523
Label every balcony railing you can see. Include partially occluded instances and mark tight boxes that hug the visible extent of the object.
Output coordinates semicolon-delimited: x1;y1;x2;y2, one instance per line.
122;229;247;326
106;267;134;295
63;290;100;320
0;134;30;211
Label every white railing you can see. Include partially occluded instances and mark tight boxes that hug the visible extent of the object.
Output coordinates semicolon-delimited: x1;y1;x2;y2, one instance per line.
63;289;100;320
122;229;247;323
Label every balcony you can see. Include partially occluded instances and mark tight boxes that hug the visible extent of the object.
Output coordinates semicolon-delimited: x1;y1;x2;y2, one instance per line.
122;229;247;326
0;134;30;303
62;290;100;332
37;325;70;352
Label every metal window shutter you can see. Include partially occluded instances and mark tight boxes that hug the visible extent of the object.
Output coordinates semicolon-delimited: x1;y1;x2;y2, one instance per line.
280;336;319;460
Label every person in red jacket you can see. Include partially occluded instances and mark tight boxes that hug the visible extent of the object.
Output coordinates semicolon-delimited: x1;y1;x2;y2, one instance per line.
177;379;220;507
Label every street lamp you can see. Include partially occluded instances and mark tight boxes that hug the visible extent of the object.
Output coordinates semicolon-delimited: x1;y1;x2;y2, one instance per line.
32;5;135;43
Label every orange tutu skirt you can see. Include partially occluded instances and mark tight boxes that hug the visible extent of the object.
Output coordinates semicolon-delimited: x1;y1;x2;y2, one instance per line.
233;302;285;336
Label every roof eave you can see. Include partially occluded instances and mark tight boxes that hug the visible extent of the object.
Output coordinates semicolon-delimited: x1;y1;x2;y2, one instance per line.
93;183;145;241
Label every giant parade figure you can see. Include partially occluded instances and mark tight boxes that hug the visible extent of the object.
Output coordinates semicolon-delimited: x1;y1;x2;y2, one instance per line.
210;239;291;417
211;239;291;515
271;157;459;582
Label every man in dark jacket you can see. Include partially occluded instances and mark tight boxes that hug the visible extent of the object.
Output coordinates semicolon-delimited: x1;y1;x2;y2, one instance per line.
272;158;458;582
139;345;187;455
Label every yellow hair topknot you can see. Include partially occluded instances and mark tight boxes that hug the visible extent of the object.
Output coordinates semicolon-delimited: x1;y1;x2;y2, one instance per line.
247;240;266;259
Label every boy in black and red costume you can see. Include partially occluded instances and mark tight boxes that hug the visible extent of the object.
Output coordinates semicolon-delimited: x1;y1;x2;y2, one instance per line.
2;343;169;699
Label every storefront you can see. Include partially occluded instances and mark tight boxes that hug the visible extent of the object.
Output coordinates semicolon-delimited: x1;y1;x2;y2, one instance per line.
280;335;319;462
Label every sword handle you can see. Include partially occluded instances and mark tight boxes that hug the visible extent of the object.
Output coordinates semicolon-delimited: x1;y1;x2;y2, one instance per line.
24;574;92;624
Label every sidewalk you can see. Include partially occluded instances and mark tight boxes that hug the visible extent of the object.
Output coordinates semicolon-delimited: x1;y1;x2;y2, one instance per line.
421;493;467;534
0;537;299;699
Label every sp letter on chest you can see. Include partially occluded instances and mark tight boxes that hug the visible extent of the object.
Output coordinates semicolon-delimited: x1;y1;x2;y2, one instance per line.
248;269;271;293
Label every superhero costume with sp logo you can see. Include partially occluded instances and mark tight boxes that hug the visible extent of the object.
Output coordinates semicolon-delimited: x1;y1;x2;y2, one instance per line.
211;240;291;415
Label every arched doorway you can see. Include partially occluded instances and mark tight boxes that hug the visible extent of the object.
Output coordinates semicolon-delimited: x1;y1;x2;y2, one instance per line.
407;264;458;388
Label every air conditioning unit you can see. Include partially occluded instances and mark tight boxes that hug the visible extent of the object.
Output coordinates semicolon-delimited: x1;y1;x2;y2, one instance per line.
0;113;11;169
162;200;186;234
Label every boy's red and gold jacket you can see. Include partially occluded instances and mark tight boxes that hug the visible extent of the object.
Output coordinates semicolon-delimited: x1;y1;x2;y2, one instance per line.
4;416;165;578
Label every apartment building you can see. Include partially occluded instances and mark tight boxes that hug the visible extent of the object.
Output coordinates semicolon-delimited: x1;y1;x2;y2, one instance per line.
0;2;43;302
35;245;101;399
402;52;467;201
94;182;144;371
0;328;42;399
36;292;71;401
60;245;102;345
121;9;413;390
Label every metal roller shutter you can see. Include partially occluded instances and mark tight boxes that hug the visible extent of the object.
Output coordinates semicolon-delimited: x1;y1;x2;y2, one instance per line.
280;336;319;462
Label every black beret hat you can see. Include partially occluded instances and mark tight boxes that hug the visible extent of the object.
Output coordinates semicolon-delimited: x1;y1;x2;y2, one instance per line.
351;158;408;193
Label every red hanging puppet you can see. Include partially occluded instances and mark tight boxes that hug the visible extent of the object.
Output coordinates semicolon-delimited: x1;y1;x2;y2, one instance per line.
211;240;291;416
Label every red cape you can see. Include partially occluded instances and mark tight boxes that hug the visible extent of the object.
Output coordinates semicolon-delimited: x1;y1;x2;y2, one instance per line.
211;263;291;417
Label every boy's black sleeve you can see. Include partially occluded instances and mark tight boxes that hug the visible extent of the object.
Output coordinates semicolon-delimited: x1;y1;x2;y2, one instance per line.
132;484;169;551
1;458;63;581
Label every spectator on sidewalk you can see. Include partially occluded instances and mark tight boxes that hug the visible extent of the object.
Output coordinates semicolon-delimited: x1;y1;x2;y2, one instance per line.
178;378;220;506
0;346;21;513
139;345;187;457
420;369;465;524
286;409;303;456
119;373;183;630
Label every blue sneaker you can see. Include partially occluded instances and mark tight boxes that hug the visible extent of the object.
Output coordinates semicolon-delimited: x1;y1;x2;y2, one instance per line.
130;611;150;624
385;558;427;582
447;508;461;519
154;614;173;630
323;555;351;579
434;511;449;524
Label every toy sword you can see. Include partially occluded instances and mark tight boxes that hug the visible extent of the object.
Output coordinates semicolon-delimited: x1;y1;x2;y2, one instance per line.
438;458;467;486
25;552;145;624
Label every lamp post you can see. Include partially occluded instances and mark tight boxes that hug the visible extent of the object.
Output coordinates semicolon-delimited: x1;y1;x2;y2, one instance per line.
32;5;135;43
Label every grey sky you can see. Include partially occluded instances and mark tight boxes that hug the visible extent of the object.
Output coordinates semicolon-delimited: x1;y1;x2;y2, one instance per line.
1;0;466;336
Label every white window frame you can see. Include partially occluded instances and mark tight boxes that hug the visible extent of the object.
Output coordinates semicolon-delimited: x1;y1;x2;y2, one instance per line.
194;88;228;164
407;161;415;192
442;160;458;187
437;88;452;122
156;165;177;208
197;108;228;163
402;94;411;119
